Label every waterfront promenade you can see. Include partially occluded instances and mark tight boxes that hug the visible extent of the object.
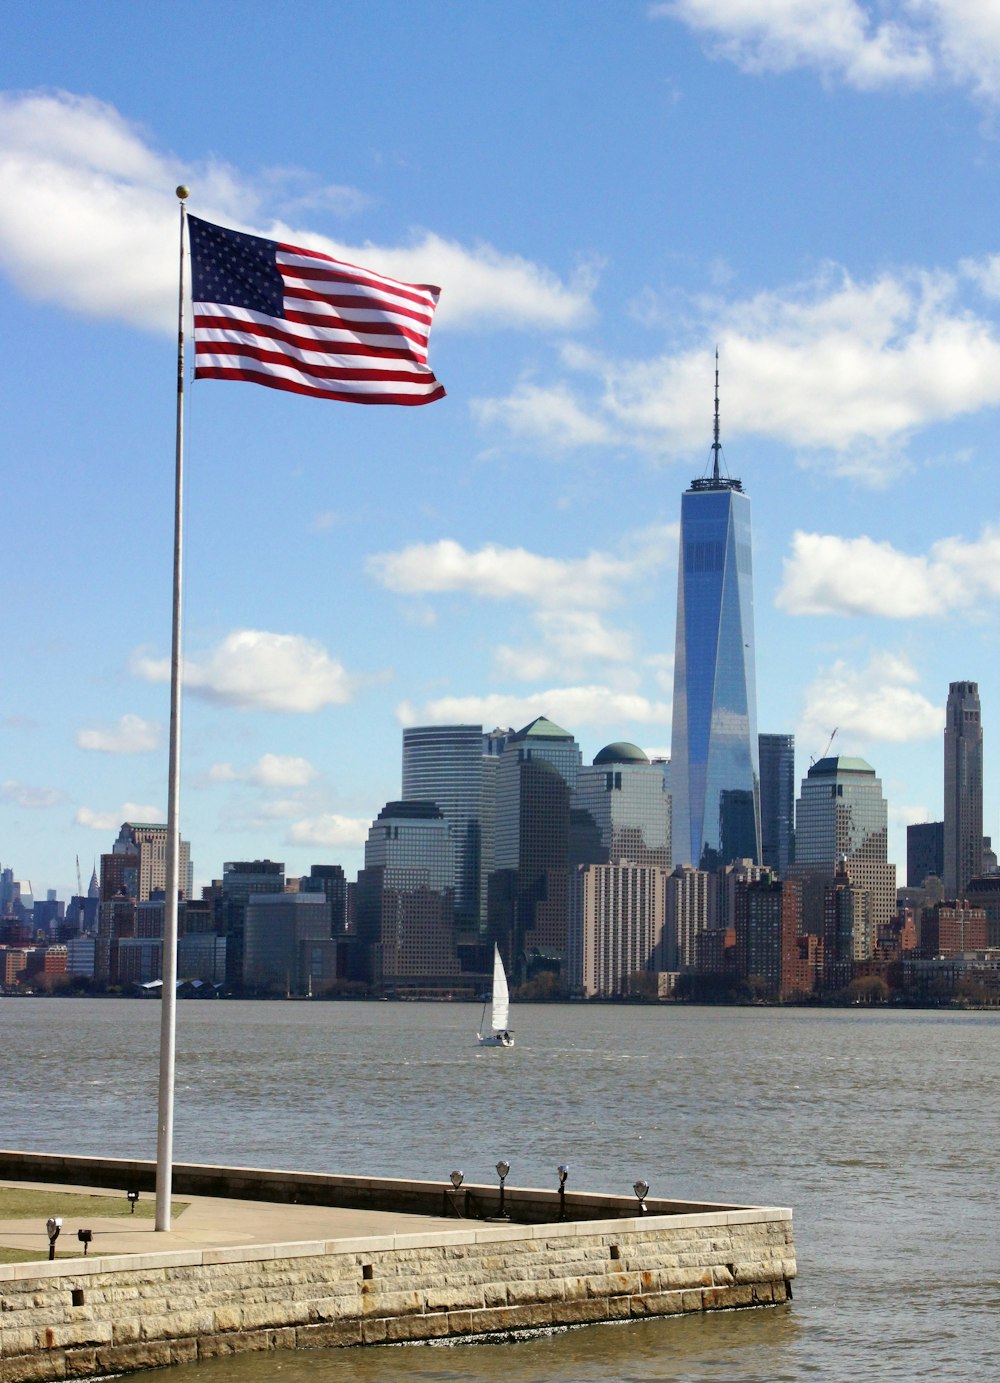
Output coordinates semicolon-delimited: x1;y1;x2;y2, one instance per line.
0;1156;794;1382
0;1178;458;1259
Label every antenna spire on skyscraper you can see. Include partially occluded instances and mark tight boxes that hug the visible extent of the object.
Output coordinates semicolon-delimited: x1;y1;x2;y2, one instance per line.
712;346;721;482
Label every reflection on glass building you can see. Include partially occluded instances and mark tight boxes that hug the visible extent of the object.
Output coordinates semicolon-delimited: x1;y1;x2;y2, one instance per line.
793;755;896;953
670;367;760;870
759;733;795;878
402;725;485;933
573;742;671;870
355;801;460;988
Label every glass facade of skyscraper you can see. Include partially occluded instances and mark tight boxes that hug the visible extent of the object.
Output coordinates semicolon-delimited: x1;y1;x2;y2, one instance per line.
402;725;484;932
355;801;459;985
671;479;760;870
794;755;896;951
493;717;582;871
758;733;795;878
573;743;671;870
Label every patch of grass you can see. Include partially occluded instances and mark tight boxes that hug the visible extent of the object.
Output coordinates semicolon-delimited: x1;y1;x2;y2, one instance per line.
0;1187;186;1221
0;1245;71;1263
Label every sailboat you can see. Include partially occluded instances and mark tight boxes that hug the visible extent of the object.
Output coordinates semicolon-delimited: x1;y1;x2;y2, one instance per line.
478;945;514;1046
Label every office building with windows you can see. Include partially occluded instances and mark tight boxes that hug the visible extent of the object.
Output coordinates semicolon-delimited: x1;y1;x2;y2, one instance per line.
907;821;944;889
355;801;459;989
794;756;896;952
944;681;983;900
402;724;485;933
573;742;671;870
670;364;760;870
759;733;795;878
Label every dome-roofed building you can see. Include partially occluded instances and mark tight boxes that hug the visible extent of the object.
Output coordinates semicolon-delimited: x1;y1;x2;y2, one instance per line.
593;742;649;766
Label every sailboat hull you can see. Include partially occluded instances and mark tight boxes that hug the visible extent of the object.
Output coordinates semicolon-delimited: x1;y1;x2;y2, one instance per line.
477;1031;514;1047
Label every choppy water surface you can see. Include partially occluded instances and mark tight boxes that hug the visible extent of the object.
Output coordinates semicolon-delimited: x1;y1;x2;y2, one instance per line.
3;999;999;1380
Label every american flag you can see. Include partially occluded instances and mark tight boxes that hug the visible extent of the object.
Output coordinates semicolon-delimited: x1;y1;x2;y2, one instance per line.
187;216;445;405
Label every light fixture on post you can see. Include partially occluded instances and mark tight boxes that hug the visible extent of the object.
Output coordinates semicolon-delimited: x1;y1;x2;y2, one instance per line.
495;1160;510;1219
45;1217;62;1261
127;1189;139;1215
77;1229;93;1256
633;1179;649;1214
557;1163;569;1221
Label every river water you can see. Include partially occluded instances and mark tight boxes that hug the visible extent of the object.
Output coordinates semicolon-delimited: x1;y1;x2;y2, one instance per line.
2;999;999;1381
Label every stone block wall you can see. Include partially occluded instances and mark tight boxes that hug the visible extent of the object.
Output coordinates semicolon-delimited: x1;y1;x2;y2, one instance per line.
0;1209;795;1383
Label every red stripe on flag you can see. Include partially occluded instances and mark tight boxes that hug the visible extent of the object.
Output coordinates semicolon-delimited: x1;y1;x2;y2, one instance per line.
196;364;446;405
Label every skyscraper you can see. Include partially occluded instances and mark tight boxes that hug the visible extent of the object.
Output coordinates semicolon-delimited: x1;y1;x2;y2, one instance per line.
758;733;795;878
573;742;671;870
670;360;760;870
570;742;672;996
794;755;896;952
355;800;459;990
108;822;192;902
402;725;484;933
221;859;285;989
943;681;983;900
906;821;944;889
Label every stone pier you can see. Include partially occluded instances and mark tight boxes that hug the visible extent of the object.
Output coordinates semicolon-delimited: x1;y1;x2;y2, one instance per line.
0;1152;796;1382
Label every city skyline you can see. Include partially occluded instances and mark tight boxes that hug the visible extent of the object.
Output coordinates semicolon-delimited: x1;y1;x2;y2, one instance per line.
3;3;1000;900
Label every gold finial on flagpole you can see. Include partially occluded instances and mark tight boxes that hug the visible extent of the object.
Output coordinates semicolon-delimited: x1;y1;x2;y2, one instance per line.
176;185;190;201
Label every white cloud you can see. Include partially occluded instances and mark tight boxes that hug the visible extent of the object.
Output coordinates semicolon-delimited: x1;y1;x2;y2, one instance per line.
75;800;163;831
0;90;593;336
208;753;319;788
0;781;63;809
778;524;1000;616
798;652;942;750
76;713;161;754
476;266;1000;475
472;382;614;451
653;1;934;89
495;612;636;683
926;0;1000;103
131;629;359;713
654;1;1000;105
368;527;673;613
397;687;672;730
890;801;934;830
288;814;371;848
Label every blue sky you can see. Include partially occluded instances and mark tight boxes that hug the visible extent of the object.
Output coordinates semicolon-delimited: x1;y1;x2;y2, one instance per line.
3;0;999;899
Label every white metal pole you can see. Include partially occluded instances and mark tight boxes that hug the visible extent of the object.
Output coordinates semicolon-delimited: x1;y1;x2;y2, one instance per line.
155;185;189;1232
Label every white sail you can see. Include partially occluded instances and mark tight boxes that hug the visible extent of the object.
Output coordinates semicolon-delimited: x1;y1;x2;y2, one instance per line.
491;945;509;1032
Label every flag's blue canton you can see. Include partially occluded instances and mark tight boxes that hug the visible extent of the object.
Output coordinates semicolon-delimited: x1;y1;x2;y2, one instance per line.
188;217;284;318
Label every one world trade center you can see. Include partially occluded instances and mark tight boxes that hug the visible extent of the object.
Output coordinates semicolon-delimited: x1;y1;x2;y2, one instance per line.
670;357;760;870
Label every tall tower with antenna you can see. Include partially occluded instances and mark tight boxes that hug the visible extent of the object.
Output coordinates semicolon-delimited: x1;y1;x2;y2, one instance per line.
670;352;761;870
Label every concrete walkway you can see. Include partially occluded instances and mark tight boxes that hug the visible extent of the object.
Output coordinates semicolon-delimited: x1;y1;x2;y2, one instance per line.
0;1179;461;1260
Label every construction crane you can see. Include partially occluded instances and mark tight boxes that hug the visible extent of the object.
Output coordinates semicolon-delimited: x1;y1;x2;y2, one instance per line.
810;727;838;766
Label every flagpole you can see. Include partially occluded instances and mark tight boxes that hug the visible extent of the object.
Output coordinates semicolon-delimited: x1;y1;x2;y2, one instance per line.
155;184;189;1232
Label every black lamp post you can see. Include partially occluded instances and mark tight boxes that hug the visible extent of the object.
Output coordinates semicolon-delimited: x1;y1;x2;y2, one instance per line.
496;1160;510;1219
557;1163;569;1221
127;1189;139;1215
